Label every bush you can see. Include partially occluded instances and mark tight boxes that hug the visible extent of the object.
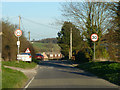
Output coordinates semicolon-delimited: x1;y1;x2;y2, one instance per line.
2;20;36;61
78;61;120;85
75;51;89;63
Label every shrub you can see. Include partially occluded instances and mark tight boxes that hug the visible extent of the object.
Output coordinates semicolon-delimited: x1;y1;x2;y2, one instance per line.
2;20;36;61
75;51;89;63
78;61;120;85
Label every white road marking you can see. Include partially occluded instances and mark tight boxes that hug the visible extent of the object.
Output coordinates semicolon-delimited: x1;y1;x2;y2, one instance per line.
24;76;34;89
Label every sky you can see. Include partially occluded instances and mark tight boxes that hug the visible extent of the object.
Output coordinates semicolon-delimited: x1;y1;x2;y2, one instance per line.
2;2;63;40
1;0;119;40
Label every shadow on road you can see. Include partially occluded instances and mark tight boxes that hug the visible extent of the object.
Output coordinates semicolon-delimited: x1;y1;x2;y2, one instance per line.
60;70;95;77
39;60;74;69
38;60;96;78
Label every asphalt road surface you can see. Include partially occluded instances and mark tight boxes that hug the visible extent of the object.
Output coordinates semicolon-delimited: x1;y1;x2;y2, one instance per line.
27;60;119;89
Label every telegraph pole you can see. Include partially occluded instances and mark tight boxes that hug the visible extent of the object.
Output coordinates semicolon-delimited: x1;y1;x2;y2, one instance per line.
69;27;72;60
28;31;30;41
19;16;21;30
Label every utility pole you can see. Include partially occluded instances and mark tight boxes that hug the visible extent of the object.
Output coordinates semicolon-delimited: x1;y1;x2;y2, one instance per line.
19;16;21;30
28;31;30;41
69;27;72;60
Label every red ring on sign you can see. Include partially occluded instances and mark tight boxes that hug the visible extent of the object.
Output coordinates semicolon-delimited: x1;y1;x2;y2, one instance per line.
90;33;98;42
14;29;22;37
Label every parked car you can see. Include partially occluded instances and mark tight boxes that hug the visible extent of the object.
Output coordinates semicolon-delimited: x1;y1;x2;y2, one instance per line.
35;53;44;60
17;53;32;62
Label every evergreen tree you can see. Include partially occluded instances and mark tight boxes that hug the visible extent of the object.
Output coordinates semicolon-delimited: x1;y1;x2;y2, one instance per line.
57;21;83;59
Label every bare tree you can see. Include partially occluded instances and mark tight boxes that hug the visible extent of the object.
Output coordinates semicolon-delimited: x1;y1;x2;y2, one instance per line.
61;1;116;60
62;2;115;35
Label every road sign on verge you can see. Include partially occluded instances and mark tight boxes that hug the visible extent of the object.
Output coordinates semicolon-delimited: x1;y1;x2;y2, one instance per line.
90;33;98;61
91;34;98;42
14;29;22;37
25;48;31;53
17;41;20;46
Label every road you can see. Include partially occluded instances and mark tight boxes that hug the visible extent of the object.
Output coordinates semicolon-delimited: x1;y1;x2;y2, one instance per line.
27;60;119;89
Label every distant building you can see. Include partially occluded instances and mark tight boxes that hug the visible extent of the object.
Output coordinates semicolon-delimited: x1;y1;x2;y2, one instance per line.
42;52;48;60
46;52;63;60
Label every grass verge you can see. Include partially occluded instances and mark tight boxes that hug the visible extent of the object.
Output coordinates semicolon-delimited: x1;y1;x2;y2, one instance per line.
2;66;28;88
2;61;37;69
77;61;120;86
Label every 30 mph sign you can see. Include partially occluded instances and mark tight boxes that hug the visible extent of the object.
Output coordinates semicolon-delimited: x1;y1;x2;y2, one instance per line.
14;29;22;37
91;34;98;42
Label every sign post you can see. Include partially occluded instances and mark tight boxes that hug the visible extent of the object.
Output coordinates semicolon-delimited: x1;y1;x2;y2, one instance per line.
94;42;95;61
91;34;98;61
14;29;22;55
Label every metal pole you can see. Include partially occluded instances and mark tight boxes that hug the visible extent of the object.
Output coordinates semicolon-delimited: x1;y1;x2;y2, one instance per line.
94;42;95;61
18;16;21;55
17;37;20;63
18;37;19;54
17;16;21;63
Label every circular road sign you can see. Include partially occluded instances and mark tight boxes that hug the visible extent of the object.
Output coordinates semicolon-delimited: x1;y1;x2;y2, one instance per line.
91;34;98;42
14;29;22;37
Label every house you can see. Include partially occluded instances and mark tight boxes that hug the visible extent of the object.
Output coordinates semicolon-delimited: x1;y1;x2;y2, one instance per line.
42;52;48;60
46;52;63;60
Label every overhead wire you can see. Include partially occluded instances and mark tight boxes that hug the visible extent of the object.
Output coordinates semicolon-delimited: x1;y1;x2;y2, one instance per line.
20;17;31;40
20;17;52;40
21;16;60;30
20;18;25;31
3;16;56;40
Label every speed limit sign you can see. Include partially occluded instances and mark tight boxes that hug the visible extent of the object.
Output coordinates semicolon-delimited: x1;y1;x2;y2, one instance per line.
14;29;22;37
91;34;98;42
